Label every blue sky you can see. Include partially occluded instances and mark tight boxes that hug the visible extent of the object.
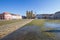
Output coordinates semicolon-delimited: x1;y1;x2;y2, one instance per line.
0;0;60;16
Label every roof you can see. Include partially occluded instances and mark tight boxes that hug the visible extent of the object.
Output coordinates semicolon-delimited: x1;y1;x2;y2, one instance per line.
2;12;20;16
55;11;60;14
36;14;54;16
9;13;20;16
3;12;10;14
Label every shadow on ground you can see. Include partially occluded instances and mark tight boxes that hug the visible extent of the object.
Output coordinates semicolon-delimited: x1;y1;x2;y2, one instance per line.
44;30;60;33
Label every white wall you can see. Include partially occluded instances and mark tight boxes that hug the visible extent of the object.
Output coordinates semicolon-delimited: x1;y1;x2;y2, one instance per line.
11;15;22;19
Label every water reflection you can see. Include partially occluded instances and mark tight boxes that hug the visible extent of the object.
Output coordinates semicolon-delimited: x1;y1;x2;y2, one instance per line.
44;22;60;40
44;22;60;28
44;22;60;32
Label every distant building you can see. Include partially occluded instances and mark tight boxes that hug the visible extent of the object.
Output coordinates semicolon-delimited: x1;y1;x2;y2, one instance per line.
54;11;60;19
36;14;54;19
26;10;35;19
36;14;43;19
11;14;22;19
22;16;27;19
47;14;54;19
0;12;22;20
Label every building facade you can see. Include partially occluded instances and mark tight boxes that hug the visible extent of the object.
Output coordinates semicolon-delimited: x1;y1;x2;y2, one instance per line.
26;11;35;19
54;11;60;19
36;14;43;19
0;12;22;20
36;14;54;19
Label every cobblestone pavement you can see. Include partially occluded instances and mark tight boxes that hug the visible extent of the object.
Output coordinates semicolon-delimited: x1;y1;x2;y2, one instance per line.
0;19;33;39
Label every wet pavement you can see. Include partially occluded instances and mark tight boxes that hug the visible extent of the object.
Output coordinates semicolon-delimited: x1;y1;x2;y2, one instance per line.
1;22;60;40
1;26;53;40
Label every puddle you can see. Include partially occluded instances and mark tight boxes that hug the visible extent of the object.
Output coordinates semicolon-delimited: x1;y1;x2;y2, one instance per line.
44;22;60;40
44;22;60;28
